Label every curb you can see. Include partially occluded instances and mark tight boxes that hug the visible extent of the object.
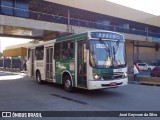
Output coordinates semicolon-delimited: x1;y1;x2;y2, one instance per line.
129;75;160;86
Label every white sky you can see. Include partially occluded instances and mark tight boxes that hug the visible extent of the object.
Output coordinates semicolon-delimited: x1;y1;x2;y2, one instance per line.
1;0;160;52
0;37;32;52
106;0;160;15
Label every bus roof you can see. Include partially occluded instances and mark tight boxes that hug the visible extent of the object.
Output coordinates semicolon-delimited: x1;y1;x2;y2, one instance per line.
56;30;124;42
28;30;124;48
56;32;88;42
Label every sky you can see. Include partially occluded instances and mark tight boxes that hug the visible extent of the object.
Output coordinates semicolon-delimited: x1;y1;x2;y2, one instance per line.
0;37;32;52
106;0;160;15
1;0;160;52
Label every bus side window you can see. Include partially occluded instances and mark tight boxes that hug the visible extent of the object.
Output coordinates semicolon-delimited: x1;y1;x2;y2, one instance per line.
69;42;74;58
54;42;74;59
35;46;44;60
62;42;67;59
54;43;62;59
62;41;74;59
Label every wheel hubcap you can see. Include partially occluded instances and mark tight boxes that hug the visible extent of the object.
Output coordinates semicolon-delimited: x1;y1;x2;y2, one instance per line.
37;75;40;82
65;79;71;88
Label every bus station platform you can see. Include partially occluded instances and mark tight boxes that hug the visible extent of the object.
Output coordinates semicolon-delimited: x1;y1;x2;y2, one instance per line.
0;47;27;71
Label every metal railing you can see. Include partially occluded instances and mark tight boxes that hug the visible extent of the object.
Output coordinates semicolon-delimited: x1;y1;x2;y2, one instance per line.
0;58;21;69
1;5;160;38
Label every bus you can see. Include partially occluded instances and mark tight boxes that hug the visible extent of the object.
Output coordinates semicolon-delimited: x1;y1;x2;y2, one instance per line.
27;30;128;92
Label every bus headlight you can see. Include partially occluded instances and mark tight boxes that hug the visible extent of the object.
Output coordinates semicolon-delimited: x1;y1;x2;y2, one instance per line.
124;72;128;77
93;74;101;80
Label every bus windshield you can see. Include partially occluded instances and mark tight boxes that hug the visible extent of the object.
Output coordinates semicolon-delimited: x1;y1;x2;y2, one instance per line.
89;40;126;68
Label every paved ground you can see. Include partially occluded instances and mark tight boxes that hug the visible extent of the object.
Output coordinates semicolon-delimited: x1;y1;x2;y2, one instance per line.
0;71;160;120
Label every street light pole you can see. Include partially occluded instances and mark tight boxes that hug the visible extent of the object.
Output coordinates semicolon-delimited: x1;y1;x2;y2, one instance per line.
0;38;1;53
67;9;71;33
145;26;148;41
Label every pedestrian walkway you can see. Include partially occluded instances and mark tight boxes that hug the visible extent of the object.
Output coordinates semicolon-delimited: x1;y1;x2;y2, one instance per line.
128;80;140;84
128;75;160;86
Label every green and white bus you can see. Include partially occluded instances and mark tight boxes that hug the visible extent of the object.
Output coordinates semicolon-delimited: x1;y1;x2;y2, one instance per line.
27;30;128;92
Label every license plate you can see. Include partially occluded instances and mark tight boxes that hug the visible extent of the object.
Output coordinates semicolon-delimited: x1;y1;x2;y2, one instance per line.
114;68;122;72
110;82;117;86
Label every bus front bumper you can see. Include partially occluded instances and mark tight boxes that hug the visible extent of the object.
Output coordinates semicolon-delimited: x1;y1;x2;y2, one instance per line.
87;78;128;90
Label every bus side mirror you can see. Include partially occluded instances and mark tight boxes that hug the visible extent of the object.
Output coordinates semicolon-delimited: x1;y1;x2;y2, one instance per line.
86;40;90;49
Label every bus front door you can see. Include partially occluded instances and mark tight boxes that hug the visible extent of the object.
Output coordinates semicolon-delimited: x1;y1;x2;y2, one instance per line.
31;49;35;77
46;47;53;81
77;41;87;88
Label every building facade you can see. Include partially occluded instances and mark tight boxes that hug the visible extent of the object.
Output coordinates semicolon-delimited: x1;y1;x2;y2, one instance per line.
1;0;160;68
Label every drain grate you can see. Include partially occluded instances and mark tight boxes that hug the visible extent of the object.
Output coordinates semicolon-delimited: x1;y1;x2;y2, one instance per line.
50;94;87;105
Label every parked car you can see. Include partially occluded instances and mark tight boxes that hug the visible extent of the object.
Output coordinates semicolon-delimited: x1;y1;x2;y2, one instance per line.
136;63;155;71
150;66;160;77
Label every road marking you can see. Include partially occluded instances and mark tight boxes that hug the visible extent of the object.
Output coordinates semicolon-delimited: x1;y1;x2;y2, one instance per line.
50;94;87;105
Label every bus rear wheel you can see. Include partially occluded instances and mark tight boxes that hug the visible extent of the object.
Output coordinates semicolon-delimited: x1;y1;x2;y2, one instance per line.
36;71;43;84
64;75;73;92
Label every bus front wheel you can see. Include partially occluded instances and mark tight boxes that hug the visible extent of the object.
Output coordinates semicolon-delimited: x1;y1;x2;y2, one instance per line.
64;75;73;92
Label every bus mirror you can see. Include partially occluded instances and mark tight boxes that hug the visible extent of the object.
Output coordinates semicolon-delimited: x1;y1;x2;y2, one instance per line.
86;40;90;49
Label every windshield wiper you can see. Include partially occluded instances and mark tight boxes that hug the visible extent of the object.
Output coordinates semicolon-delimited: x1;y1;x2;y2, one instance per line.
90;47;96;67
98;38;112;67
99;38;111;56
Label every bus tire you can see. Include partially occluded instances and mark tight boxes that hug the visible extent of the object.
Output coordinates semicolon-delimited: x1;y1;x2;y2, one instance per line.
64;75;73;92
36;71;43;84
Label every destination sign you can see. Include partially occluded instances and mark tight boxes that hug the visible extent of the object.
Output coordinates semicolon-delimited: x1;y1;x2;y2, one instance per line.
91;32;123;40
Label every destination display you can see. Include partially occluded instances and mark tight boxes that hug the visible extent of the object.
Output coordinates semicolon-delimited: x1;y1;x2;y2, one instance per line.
91;32;123;40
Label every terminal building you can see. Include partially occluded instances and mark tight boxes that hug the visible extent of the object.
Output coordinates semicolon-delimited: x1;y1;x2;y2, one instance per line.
1;0;160;69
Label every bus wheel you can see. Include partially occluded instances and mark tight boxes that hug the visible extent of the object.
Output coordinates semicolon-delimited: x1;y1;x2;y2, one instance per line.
64;75;73;92
36;71;43;84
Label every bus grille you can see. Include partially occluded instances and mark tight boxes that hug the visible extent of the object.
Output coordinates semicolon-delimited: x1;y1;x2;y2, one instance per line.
102;73;124;80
